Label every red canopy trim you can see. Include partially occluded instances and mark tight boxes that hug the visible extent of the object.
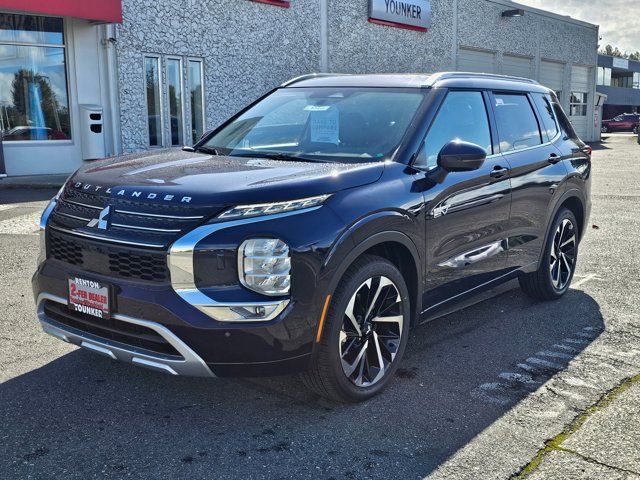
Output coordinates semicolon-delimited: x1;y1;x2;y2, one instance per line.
1;0;123;23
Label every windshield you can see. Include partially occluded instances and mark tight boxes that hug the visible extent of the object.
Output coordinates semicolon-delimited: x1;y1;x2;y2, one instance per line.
202;87;426;162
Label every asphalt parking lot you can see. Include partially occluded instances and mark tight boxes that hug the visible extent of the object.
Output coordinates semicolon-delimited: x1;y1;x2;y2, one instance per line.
1;134;639;480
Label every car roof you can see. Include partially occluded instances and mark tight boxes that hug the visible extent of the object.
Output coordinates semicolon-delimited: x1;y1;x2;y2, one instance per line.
282;72;552;94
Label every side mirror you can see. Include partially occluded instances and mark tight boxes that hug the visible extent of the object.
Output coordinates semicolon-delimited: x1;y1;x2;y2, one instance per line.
437;141;487;172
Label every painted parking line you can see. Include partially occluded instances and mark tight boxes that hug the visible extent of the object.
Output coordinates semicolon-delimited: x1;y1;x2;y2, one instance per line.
571;273;601;288
471;326;603;406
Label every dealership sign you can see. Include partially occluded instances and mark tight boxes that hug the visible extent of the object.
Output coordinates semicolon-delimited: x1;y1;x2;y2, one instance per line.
612;57;629;69
369;0;431;31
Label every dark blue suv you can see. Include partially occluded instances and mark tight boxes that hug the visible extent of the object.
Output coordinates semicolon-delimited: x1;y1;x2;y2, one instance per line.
33;73;592;401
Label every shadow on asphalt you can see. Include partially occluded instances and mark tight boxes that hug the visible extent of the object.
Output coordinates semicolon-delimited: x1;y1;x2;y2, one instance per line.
0;288;604;479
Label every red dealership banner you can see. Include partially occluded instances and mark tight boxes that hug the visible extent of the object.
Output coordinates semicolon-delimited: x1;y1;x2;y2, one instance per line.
250;0;290;7
0;0;123;23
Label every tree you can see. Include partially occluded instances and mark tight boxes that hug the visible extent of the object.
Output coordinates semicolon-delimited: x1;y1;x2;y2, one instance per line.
8;69;69;137
598;44;640;62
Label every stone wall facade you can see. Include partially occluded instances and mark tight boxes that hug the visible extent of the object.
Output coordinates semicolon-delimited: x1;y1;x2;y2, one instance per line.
115;0;599;152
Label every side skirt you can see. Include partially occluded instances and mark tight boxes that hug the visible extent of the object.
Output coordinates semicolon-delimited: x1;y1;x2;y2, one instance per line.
419;262;537;324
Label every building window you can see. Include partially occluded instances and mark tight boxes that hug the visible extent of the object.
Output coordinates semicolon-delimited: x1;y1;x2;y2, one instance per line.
569;92;588;116
188;59;205;144
166;57;183;146
144;56;163;147
597;67;611;86
0;14;71;141
634;72;640;90
144;54;205;147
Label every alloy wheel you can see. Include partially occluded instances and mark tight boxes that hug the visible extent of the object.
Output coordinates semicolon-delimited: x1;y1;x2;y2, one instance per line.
550;218;577;290
338;276;404;387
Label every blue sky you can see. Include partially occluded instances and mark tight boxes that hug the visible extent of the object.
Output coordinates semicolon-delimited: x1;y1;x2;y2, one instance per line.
518;0;639;53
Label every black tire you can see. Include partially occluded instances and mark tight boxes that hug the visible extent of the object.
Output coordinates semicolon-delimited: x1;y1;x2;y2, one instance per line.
519;208;579;300
601;125;609;134
301;255;411;402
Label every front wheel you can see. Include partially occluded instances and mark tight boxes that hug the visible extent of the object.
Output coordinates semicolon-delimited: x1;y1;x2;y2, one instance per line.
519;208;579;300
302;255;410;402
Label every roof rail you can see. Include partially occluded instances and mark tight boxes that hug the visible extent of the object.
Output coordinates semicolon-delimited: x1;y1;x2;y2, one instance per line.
426;72;540;86
281;73;347;87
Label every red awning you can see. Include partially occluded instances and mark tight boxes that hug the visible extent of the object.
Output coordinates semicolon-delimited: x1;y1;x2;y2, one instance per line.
2;0;122;23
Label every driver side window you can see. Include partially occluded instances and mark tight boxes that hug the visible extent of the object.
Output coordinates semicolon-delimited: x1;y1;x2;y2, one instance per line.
415;91;492;169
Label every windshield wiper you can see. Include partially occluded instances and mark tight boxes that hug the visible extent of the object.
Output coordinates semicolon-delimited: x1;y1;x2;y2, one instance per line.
195;146;221;155
229;151;328;163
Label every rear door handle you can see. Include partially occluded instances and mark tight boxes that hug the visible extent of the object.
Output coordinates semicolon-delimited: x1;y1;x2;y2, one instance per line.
548;153;562;164
489;166;509;179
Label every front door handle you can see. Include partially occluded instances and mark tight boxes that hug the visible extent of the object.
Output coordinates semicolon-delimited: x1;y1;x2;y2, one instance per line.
548;153;562;164
489;166;509;179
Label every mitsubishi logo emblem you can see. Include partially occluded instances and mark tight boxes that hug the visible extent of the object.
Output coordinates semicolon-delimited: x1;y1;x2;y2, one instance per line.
87;206;112;230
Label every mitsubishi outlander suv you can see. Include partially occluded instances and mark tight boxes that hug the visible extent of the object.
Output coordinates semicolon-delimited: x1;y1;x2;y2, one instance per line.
34;73;592;402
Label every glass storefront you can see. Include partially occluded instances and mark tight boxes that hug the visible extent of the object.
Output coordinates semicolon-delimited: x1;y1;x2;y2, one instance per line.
0;14;71;141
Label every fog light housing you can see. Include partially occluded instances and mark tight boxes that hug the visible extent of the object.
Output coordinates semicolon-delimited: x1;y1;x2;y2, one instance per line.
238;239;291;296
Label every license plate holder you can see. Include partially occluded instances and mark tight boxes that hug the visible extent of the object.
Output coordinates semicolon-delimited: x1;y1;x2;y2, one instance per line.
68;276;111;319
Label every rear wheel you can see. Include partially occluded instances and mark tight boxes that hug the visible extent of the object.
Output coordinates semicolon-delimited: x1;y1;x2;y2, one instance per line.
519;208;578;300
302;255;410;402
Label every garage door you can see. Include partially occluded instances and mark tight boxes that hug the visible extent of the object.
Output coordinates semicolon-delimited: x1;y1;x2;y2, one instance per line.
458;48;496;73
502;55;532;79
569;65;591;140
540;60;565;99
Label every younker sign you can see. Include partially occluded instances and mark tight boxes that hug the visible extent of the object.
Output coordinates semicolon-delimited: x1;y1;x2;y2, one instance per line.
369;0;431;31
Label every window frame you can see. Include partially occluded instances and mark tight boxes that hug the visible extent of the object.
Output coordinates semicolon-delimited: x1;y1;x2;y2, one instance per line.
569;91;588;117
0;13;73;145
488;90;545;155
165;55;185;147
530;92;561;144
411;88;497;171
186;57;206;145
143;53;206;148
143;54;164;148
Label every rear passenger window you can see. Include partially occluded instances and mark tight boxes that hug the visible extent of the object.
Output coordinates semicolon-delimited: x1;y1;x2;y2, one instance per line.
416;91;492;169
532;93;559;141
493;93;542;152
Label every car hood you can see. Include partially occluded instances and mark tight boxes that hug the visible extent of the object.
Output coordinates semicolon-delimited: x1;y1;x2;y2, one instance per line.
68;149;385;207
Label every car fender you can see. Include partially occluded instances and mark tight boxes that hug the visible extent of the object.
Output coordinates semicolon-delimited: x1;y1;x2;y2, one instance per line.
318;210;423;321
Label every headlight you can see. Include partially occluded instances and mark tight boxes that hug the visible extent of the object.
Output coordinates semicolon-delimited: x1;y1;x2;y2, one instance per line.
238;239;291;296
218;194;330;220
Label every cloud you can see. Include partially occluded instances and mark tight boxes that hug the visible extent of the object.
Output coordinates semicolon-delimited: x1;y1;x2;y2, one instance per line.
518;0;640;54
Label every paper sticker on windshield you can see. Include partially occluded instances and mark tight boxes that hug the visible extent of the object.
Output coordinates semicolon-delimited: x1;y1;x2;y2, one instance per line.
310;106;339;145
304;105;332;112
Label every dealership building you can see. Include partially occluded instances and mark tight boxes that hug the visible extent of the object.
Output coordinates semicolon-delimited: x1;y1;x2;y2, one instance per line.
597;54;640;119
0;0;599;178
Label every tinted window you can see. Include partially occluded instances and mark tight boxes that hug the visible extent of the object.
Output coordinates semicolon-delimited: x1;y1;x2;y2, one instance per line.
532;93;559;141
552;101;578;140
493;93;542;152
415;91;491;169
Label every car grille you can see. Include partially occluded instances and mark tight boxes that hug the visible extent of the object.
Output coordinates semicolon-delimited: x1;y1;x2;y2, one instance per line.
43;300;180;357
49;186;225;249
48;229;170;283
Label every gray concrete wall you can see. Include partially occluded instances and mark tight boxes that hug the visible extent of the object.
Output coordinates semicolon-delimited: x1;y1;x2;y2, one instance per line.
326;0;454;74
115;0;600;152
115;0;321;152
